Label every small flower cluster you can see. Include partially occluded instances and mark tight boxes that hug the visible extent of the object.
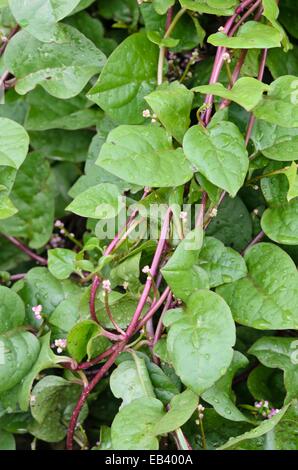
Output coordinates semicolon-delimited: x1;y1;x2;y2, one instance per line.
32;304;43;321
142;109;157;123
142;265;151;277
53;338;67;354
179;211;188;222
167;49;202;82
198;404;205;420
50;234;64;248
254;400;280;419
102;279;112;293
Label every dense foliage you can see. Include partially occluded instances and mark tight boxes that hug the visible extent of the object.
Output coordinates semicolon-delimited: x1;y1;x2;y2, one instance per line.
0;0;297;451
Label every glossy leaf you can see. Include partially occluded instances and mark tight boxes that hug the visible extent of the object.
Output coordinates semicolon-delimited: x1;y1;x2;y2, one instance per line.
5;25;105;99
88;32;158;124
48;249;77;280
162;228;208;301
110;355;155;408
194;78;269;111
183;121;249;196
29;375;87;442
166;290;236;394
180;0;237;15
145;81;194;142
0;118;29;169
198;237;247;288
97;125;193;187
249;337;298;404
208;21;282;49
218;403;291;450
253;76;298;128
0;152;55;249
218;243;298;330
111;398;165;450
202;351;251;422
8;0;81;41
66;183;122;219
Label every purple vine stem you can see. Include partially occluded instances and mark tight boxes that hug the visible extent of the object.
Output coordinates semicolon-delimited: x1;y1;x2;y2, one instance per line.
125;208;172;337
67;0;270;449
203;0;262;124
67;211;172;449
242;230;265;255
245;48;268;145
0;25;19;56
1;234;48;266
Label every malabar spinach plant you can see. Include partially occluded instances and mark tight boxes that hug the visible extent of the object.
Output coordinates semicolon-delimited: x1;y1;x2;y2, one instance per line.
0;0;297;451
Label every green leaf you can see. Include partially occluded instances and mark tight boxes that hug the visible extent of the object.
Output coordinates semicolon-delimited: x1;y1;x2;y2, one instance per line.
146;362;181;405
247;365;285;407
8;0;81;41
110;356;155;408
145;81;194;143
29;375;87;442
111;397;165;450
0;152;55;249
153;0;175;15
162;228;208;302
261;199;298;245
179;0;237;15
5;24;105;99
193;78;269;111
202;351;251;422
198;237;247;288
166;290;236;394
206;196;253;252
88;32;158;124
111;390;198;450
147;31;180;48
0;285;25;333
97;125;193;187
183;122;249;197
0;193;17;220
0;118;29;169
17;267;65;323
25;88;102;131
252;76;298;128
90;291;139;329
218;402;291;449
153;389;198;435
208;21;282;49
0;332;40;393
217;243;298;330
0;430;15;450
49;291;88;334
284;162;298;201
249;337;298;404
48;249;77;280
66;183;122;219
110;253;141;290
251;120;298;161
17;332;63;411
67;320;103;362
0;286;41;396
267;47;298;79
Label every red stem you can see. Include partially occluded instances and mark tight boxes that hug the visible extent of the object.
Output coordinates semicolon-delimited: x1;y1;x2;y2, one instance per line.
245;48;268;145
125;209;172;337
0;25;20;56
66;342;124;449
242;230;265;255
1;234;48;265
